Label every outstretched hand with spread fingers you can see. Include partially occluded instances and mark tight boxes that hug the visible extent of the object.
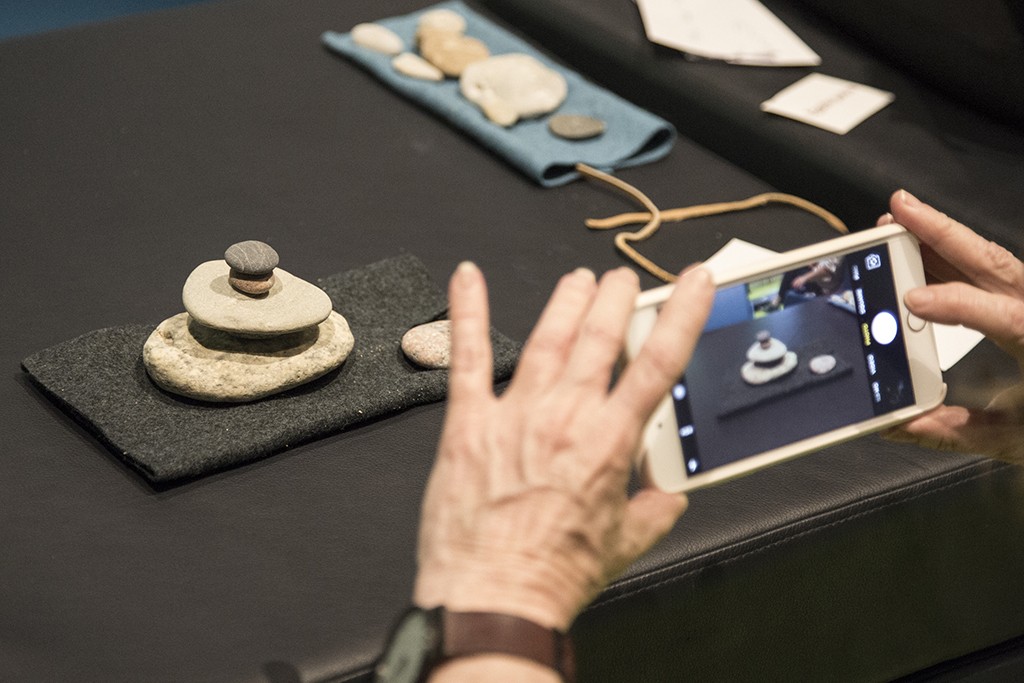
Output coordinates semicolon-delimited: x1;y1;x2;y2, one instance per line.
414;263;714;634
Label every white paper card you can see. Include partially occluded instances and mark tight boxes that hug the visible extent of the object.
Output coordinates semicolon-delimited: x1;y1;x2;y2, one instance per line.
701;238;778;278
932;325;985;372
761;73;895;134
636;0;821;67
703;239;982;370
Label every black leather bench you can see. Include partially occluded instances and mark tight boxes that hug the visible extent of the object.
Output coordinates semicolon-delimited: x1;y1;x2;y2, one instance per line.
477;0;1024;255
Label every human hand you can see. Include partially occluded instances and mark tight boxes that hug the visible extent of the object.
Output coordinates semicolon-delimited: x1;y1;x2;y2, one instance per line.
879;190;1024;463
414;263;714;632
791;271;812;291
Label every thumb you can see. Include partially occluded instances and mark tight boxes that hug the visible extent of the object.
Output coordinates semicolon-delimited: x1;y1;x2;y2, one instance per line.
905;282;1024;362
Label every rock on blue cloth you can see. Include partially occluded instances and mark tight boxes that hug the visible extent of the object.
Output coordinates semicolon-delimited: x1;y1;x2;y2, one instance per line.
322;1;675;187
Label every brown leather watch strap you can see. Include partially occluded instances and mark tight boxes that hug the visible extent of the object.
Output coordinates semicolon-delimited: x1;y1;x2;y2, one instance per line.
440;610;576;682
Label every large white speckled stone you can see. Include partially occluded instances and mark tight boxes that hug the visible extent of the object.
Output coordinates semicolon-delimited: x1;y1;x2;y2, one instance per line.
475;90;518;127
182;260;332;337
460;54;567;124
143;311;354;402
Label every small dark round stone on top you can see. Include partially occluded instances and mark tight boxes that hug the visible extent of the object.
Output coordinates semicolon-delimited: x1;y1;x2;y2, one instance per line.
224;240;279;276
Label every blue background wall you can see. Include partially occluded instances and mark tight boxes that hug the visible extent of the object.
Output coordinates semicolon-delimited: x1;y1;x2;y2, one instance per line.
2;1;209;41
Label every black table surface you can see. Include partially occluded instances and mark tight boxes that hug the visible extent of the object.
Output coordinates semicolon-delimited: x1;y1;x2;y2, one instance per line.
1;1;1020;681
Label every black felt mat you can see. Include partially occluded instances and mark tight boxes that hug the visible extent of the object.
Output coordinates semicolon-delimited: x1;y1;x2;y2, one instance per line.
21;254;520;484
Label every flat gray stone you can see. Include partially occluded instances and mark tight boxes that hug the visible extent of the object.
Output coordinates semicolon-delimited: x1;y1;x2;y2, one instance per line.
742;351;798;385
143;311;354;402
401;320;452;369
182;260;333;337
548;113;606;140
224;240;278;275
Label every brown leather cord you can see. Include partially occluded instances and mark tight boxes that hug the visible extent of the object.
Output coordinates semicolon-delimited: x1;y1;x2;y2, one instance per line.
575;163;848;282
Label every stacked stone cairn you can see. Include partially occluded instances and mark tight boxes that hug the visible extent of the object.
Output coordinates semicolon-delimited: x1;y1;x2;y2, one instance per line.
143;241;354;402
740;330;798;386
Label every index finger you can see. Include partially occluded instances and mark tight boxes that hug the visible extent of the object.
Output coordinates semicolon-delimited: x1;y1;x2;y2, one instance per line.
446;261;495;409
890;190;1024;296
610;268;714;425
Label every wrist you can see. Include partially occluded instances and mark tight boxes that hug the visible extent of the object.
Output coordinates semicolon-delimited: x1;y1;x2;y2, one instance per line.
428;654;563;682
414;560;590;632
375;606;575;683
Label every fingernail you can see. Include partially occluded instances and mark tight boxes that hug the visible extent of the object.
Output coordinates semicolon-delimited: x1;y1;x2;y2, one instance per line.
899;189;922;208
876;212;894;226
571;267;596;281
455;261;479;281
905;287;933;308
681;266;711;284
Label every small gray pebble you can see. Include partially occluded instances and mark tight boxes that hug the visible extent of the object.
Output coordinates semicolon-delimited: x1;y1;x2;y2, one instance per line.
224;240;279;276
548;113;606;140
401;320;452;369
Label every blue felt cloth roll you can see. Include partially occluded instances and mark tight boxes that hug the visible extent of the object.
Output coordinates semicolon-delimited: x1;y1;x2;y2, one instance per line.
322;1;676;187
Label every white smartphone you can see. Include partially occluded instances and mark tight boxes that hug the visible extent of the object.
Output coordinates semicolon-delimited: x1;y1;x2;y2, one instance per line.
626;224;946;492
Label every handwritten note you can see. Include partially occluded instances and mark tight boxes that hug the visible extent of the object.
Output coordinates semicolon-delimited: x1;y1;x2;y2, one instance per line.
636;0;820;66
761;73;895;134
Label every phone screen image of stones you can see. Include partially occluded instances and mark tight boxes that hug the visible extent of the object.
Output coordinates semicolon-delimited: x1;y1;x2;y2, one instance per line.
673;244;915;475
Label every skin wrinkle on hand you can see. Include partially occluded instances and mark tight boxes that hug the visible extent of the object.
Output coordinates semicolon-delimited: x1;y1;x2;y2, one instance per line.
414;263;713;633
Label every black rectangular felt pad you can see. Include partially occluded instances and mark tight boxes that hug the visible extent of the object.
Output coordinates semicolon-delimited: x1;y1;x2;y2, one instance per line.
21;254;520;484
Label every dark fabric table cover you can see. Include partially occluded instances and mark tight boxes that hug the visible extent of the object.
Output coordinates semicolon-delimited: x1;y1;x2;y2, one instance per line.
2;1;1023;681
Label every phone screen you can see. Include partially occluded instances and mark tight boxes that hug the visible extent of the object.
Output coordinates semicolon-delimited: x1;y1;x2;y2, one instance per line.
673;243;915;475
